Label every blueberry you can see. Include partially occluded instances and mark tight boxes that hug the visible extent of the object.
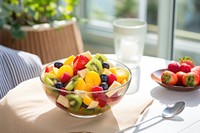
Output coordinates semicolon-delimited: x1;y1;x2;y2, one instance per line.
54;62;63;69
102;62;110;69
100;82;109;90
100;74;108;82
55;82;64;89
82;103;88;108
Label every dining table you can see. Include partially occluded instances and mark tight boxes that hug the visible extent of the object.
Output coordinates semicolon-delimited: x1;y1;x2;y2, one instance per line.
1;54;200;133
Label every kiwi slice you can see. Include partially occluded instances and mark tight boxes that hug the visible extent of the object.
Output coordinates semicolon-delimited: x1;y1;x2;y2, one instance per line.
94;53;107;63
44;73;58;79
43;76;54;86
85;58;103;74
66;94;82;112
100;105;111;112
43;76;60;100
79;107;94;115
65;75;79;91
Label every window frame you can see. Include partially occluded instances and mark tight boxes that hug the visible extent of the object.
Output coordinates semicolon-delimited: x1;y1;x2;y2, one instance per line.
77;0;200;61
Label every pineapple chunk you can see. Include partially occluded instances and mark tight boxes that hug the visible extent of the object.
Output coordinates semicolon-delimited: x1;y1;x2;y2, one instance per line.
77;68;90;79
57;95;69;108
106;81;121;97
81;51;92;60
87;101;99;109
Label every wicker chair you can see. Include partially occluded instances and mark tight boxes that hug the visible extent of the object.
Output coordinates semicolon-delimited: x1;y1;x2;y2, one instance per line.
0;21;84;64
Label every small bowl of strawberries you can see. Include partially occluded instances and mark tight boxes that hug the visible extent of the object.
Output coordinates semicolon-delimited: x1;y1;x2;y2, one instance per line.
151;56;200;91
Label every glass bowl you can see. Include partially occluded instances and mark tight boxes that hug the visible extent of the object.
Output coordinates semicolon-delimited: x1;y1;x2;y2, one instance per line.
40;58;132;118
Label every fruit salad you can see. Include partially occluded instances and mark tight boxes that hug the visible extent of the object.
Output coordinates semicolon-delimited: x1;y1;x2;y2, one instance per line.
41;51;131;118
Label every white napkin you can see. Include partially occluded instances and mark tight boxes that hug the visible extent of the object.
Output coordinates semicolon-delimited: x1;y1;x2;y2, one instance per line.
0;77;153;133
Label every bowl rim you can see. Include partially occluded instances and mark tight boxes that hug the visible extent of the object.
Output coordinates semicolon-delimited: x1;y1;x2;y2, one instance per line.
40;58;132;94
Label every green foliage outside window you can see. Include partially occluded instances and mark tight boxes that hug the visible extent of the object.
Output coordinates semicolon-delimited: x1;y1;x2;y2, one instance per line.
0;0;79;39
115;0;137;18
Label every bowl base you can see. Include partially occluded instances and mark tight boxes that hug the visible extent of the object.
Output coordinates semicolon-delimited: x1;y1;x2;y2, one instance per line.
68;112;103;118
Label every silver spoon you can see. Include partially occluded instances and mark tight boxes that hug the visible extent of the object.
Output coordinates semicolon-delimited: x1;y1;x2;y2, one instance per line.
117;101;185;133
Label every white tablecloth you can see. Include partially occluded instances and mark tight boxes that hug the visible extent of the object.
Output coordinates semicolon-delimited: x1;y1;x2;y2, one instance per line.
1;55;200;133
0;77;153;133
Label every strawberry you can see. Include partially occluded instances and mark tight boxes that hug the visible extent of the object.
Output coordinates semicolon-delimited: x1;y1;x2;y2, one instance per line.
167;61;180;73
107;74;117;86
161;70;178;85
110;93;120;102
73;68;78;76
59;87;68;96
95;94;108;107
179;63;191;73
191;66;200;78
176;71;186;86
45;66;53;73
179;56;195;68
73;55;90;70
182;72;199;87
92;86;103;98
92;86;108;107
60;72;71;83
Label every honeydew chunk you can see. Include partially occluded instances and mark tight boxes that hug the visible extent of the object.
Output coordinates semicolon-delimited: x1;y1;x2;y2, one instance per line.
106;81;121;97
87;101;99;109
81;51;92;60
57;95;69;108
74;90;88;99
77;68;90;79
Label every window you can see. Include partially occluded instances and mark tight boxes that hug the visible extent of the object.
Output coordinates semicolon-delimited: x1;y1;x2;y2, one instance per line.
174;0;200;64
78;0;200;64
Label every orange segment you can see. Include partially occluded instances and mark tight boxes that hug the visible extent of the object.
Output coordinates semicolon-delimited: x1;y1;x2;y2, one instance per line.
85;71;101;86
121;79;127;85
109;67;128;83
83;95;93;106
109;67;117;74
63;55;75;67
74;78;86;91
57;65;73;78
85;83;93;92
